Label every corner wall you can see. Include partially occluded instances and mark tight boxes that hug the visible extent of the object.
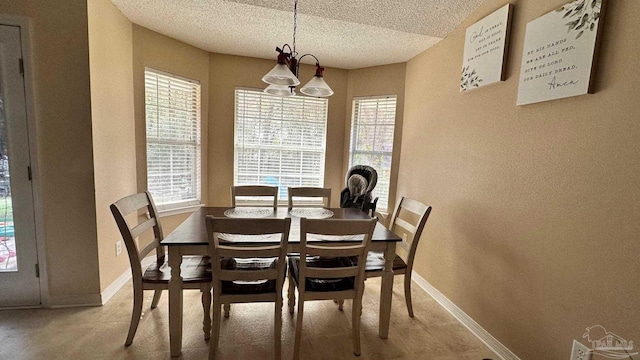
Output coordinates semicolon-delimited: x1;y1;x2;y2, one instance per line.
400;0;640;358
87;0;137;292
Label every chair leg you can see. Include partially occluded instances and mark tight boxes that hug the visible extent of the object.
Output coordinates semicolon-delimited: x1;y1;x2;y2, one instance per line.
223;303;230;318
293;298;304;360
352;298;362;356
274;295;283;360
202;286;212;340
209;294;222;360
404;273;414;318
150;289;162;309
125;285;144;346
287;274;296;314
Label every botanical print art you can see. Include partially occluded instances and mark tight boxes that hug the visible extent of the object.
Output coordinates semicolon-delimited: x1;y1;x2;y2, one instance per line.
516;0;605;105
460;4;513;92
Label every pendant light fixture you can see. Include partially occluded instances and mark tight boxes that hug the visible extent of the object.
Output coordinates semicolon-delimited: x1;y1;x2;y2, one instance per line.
261;0;333;97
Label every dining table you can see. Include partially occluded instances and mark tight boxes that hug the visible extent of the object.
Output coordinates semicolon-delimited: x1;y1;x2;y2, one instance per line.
161;206;401;357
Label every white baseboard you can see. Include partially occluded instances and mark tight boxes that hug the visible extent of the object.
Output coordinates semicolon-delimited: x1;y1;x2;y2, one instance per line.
412;271;521;360
26;258;155;308
100;267;132;305
101;256;156;305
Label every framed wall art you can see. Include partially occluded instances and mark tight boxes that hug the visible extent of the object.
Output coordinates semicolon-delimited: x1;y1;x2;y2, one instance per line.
460;4;514;92
516;0;606;105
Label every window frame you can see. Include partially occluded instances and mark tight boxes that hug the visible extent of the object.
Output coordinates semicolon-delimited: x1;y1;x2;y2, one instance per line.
144;67;202;212
348;95;397;213
233;87;329;205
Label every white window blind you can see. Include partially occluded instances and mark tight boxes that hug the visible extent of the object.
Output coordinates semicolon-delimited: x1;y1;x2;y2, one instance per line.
349;95;397;212
234;88;328;200
145;68;201;208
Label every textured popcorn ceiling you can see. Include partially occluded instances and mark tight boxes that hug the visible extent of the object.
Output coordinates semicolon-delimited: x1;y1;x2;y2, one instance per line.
111;0;481;69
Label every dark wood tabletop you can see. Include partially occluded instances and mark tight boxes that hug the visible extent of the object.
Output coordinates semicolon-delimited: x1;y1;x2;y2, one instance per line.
161;207;401;246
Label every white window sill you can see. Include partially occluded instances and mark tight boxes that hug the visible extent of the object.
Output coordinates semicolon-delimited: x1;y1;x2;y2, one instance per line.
158;203;203;217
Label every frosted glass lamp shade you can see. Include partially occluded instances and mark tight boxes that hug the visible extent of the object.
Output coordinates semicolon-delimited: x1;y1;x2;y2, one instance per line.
300;66;333;97
264;84;295;96
262;63;300;86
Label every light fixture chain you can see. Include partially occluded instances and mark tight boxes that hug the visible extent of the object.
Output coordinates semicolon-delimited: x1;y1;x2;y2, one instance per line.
263;0;332;97
292;0;297;56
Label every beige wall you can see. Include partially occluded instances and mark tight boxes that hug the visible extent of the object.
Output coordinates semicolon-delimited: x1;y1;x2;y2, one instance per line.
0;0;101;305
132;25;210;204
345;63;406;213
207;53;348;206
87;0;137;292
401;0;640;358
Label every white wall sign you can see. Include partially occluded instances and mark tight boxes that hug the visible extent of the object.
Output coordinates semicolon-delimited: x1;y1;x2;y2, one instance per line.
460;4;513;92
516;0;605;105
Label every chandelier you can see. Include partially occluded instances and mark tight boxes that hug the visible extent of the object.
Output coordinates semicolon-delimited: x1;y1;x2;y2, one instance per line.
261;0;334;97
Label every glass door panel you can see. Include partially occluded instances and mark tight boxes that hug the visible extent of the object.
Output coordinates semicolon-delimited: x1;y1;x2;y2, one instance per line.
0;24;40;306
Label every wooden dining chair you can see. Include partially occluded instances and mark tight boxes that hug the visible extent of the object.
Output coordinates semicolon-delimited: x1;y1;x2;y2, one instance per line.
206;216;291;360
231;185;278;208
110;191;212;346
364;196;432;317
287;187;331;210
287;218;377;359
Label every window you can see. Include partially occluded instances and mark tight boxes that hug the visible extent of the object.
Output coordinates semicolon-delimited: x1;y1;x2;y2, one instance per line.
145;68;201;209
234;88;328;201
349;95;397;212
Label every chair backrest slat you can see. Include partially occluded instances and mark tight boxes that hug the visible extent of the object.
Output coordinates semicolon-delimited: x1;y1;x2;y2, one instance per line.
392;217;416;236
306;244;363;257
138;240;161;259
398;197;430;215
288;187;331;210
130;217;157;240
217;245;281;258
231;185;278;208
114;192;152;216
219;269;280;281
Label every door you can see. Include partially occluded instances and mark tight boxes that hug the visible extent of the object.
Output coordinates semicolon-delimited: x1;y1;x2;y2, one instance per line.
0;24;40;306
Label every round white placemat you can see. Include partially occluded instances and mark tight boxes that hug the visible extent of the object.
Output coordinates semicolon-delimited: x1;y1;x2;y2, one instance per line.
289;208;334;219
223;207;273;218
